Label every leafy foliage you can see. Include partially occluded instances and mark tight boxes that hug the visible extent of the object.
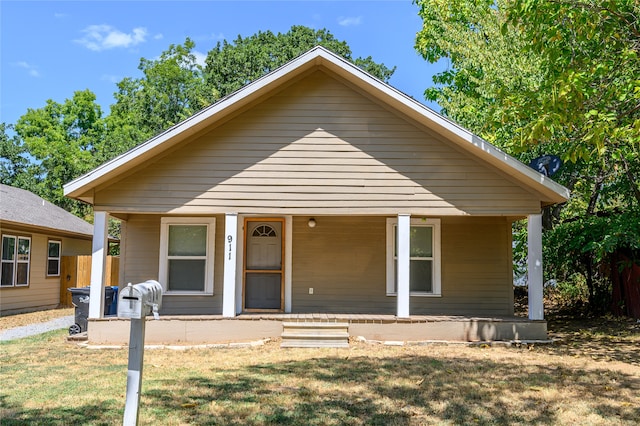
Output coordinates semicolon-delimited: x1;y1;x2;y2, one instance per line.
2;26;393;220
415;0;640;315
205;25;395;98
13;90;105;217
103;38;217;158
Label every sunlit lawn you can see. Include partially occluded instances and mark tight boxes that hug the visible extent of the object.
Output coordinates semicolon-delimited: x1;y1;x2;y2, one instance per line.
1;315;639;425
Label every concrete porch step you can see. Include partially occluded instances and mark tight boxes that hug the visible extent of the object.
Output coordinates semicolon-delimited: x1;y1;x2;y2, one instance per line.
281;322;349;348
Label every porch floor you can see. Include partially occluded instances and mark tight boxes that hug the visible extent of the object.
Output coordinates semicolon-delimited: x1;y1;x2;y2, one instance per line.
89;313;546;345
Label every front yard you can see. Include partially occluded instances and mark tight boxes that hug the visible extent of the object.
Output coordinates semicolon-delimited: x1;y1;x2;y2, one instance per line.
1;310;638;425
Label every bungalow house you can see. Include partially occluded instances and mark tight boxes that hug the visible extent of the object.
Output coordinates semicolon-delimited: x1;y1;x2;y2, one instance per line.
64;47;569;345
0;184;93;314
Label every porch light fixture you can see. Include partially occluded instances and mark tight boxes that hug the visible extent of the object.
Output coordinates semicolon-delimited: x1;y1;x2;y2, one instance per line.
308;218;317;228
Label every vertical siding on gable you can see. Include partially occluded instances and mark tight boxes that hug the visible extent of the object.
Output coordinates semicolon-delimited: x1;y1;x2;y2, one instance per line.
94;71;541;216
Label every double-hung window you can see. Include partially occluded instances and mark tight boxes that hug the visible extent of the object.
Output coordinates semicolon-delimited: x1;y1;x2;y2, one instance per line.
47;240;62;277
159;217;215;294
386;218;441;296
1;235;31;287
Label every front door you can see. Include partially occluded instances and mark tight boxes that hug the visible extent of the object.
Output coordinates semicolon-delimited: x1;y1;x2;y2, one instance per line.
243;218;284;311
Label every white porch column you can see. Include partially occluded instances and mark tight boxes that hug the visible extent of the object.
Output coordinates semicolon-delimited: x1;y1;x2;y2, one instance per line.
284;216;292;313
396;214;411;318
527;213;544;320
222;213;238;317
89;211;109;319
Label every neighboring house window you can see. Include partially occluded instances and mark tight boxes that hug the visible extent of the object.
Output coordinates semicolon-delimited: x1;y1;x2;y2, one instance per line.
386;218;441;296
1;235;31;287
47;240;62;277
159;217;215;294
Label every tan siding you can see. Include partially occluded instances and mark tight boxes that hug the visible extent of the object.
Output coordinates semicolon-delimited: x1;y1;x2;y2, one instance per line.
94;71;540;216
0;231;60;313
122;214;223;315
60;237;92;256
292;216;392;313
290;216;514;316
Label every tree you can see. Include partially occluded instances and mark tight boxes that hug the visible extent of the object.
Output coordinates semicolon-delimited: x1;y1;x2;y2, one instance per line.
205;25;395;98
415;0;640;315
13;90;105;216
104;38;217;159
5;26;395;222
0;123;42;191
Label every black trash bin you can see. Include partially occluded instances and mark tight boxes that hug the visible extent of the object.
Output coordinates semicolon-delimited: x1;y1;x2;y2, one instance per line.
68;286;115;335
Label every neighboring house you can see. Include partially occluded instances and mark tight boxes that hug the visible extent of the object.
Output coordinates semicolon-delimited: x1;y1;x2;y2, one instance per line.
64;47;569;344
0;184;93;314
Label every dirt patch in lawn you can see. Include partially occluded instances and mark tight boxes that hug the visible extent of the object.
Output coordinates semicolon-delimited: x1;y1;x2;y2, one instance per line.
0;307;74;330
1;309;639;425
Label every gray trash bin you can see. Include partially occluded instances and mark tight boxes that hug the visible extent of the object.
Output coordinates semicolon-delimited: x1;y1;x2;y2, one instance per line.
68;287;115;334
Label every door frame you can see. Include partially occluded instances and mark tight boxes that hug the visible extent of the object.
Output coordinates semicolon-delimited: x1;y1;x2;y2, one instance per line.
242;217;285;312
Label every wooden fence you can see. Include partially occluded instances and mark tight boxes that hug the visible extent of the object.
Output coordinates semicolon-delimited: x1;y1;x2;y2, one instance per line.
60;256;120;307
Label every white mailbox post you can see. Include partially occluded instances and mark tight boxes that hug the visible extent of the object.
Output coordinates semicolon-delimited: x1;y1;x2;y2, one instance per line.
118;280;163;426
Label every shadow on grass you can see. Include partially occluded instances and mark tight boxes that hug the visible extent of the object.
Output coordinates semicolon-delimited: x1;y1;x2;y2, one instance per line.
143;354;640;425
546;316;640;365
0;394;120;426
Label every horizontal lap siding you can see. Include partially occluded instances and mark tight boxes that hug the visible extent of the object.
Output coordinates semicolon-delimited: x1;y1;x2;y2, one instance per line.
292;216;392;314
94;71;539;216
122;215;223;315
0;232;60;313
417;217;514;315
291;216;514;316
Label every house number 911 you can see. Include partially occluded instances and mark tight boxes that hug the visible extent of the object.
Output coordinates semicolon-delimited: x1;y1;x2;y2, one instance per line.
227;235;233;260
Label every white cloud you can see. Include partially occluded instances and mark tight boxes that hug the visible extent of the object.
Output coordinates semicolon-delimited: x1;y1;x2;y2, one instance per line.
76;25;148;51
101;74;121;83
154;33;164;40
14;61;40;77
338;16;362;27
193;50;207;67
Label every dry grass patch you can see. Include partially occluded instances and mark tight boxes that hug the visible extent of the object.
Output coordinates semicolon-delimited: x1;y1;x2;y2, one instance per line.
0;307;74;330
1;317;639;425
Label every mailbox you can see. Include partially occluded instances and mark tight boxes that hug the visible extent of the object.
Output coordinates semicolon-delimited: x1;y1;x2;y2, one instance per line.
117;280;163;320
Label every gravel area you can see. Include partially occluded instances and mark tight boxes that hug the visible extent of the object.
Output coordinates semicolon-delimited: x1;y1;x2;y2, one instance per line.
0;315;74;341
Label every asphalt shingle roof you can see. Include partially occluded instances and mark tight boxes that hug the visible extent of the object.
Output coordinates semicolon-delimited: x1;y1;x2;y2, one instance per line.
0;184;93;238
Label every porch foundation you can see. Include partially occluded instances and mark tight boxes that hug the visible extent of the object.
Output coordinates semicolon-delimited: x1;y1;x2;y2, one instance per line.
87;314;547;345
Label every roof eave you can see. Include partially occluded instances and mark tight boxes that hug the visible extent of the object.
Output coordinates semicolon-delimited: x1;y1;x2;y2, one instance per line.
64;46;570;206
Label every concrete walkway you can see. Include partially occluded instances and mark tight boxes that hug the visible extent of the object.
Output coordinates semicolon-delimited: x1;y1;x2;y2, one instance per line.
0;315;74;341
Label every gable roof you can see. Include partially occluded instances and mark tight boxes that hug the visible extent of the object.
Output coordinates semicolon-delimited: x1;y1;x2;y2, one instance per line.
64;46;569;206
0;184;93;238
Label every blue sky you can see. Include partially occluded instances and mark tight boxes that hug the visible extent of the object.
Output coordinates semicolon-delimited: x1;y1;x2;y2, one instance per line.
1;0;445;128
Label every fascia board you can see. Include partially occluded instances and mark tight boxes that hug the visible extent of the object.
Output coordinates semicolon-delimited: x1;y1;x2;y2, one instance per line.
315;50;570;203
65;46;570;204
64;48;323;199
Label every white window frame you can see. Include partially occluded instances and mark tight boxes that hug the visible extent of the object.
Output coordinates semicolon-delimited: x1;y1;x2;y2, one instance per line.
1;234;31;287
47;240;62;277
159;217;216;295
386;218;441;297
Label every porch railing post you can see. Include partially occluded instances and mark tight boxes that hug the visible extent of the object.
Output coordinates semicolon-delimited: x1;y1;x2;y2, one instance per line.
223;213;238;317
527;213;544;320
397;214;411;318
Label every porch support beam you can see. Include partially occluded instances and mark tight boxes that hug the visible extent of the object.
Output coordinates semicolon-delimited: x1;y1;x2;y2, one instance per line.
284;216;292;313
223;213;238;318
527;213;544;320
396;214;411;318
89;211;109;319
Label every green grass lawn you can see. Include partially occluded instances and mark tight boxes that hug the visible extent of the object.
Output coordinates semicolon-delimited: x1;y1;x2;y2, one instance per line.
2;315;640;425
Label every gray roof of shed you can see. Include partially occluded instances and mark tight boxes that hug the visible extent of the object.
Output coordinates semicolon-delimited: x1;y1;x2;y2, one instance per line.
0;184;93;238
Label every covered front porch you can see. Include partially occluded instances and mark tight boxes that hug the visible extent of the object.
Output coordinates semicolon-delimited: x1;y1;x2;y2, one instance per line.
86;313;548;346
